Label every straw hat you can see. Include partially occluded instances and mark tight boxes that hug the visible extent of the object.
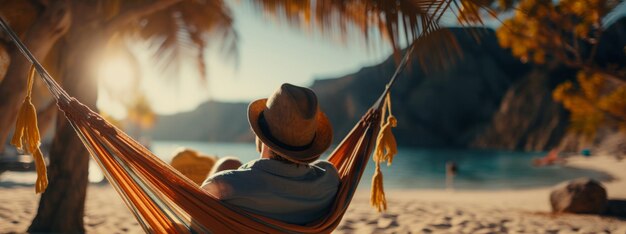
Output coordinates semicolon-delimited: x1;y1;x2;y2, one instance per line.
248;83;332;163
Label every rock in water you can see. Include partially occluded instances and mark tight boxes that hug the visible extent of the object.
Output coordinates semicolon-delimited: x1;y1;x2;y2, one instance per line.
550;178;608;214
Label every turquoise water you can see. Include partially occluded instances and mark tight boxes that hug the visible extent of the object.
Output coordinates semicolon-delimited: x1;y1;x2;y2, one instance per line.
151;141;612;190
0;141;611;189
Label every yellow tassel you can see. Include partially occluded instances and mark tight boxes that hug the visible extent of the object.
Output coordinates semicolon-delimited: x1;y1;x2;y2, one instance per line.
11;65;48;194
375;116;398;166
370;93;398;212
370;165;387;212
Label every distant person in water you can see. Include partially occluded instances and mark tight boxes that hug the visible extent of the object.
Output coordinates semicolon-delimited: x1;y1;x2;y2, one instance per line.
201;83;340;225
533;149;563;166
445;161;458;190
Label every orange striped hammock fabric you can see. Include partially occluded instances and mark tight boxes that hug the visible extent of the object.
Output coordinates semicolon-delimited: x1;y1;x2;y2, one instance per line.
1;17;412;233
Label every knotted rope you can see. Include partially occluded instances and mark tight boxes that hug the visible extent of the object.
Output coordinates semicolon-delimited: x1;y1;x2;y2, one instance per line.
370;92;398;212
11;65;48;193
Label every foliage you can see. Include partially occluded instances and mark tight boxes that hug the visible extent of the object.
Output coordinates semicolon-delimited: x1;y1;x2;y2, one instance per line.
126;94;156;130
249;0;515;64
496;0;626;138
99;94;155;131
496;0;620;65
553;71;626;138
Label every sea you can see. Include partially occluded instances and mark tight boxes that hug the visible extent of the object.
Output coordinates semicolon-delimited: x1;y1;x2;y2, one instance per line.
0;141;612;190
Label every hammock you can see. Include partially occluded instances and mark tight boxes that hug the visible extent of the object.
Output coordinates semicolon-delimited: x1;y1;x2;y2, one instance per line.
1;18;414;233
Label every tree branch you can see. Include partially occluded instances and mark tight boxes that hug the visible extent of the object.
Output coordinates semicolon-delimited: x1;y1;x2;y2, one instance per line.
103;0;183;35
585;65;626;85
546;42;578;67
585;23;603;66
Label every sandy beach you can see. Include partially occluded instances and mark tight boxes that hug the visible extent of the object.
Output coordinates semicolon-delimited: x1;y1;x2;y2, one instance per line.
1;155;625;233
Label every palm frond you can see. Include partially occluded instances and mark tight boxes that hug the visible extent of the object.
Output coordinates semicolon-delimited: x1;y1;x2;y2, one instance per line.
112;0;238;83
249;0;514;69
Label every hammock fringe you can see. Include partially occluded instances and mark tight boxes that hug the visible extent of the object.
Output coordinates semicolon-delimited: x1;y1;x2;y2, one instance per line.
11;65;48;193
370;93;398;212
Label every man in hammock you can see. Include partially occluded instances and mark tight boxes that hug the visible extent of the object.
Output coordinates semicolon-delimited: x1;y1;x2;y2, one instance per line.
201;83;340;225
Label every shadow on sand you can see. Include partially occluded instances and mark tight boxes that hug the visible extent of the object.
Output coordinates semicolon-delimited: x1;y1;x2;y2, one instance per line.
605;199;626;219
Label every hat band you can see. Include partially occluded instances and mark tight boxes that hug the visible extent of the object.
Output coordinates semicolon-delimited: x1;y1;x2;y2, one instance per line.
258;112;316;151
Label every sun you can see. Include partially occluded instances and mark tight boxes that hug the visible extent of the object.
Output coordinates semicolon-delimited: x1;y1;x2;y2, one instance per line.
96;53;137;94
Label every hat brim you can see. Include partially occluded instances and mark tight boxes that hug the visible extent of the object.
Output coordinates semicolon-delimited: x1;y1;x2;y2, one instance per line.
248;99;333;163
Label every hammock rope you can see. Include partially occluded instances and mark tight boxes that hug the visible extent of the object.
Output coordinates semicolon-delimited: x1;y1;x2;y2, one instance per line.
0;16;416;233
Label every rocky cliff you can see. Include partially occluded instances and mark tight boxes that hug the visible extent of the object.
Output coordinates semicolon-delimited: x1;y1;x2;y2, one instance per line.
146;101;253;142
312;27;529;148
470;68;572;151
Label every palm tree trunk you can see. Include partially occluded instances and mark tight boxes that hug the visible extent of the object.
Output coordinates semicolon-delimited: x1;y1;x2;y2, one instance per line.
37;101;58;137
27;109;91;232
0;1;70;152
28;31;101;232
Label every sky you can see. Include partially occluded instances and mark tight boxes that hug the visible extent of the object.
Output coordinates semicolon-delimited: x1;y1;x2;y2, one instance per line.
96;2;395;118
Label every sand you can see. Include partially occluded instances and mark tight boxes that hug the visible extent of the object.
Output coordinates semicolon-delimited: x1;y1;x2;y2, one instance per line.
1;155;625;233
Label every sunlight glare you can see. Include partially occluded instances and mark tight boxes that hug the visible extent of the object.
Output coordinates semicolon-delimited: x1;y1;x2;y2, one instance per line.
96;51;138;119
97;54;136;94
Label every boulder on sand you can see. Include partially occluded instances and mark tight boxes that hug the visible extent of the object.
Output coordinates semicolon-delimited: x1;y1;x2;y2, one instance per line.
550;178;608;214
